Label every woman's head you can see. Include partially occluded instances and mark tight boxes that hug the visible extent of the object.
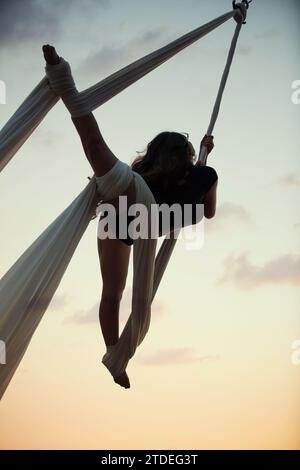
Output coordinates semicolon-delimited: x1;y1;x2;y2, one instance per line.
131;131;195;190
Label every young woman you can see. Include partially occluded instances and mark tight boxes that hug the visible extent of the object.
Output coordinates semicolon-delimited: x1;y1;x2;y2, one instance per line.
43;45;217;389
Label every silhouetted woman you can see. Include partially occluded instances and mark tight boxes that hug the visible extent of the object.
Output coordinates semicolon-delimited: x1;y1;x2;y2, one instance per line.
43;45;217;389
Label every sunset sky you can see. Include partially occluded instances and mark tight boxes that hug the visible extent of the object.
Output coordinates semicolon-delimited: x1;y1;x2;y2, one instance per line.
0;0;299;449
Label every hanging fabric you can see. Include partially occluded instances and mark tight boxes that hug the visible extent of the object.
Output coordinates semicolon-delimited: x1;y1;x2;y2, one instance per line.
0;10;236;172
0;3;248;398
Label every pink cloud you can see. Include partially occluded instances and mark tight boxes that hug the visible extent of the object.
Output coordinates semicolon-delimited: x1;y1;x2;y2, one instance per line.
278;174;300;187
218;252;300;289
65;286;167;325
137;347;220;366
48;293;69;311
206;202;253;233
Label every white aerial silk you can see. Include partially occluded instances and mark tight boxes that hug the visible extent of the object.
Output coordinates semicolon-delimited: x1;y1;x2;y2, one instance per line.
0;5;247;398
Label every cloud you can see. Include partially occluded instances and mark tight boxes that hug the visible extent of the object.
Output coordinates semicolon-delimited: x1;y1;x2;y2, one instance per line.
216;28;281;58
78;26;170;77
65;286;167;325
0;0;110;45
0;0;61;45
218;252;300;289
236;45;252;56
33;128;65;148
66;305;97;325
278;174;300;187
197;27;281;60
48;293;69;311
206;202;253;233
253;29;281;41
136;347;220;366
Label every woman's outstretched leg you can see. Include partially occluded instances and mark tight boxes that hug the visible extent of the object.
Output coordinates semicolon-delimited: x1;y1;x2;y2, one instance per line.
43;45;118;177
43;45;132;389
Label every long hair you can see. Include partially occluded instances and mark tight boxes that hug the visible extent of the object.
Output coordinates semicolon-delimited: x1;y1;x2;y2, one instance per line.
131;132;192;192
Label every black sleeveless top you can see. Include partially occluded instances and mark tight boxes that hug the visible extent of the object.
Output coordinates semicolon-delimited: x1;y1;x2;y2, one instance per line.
99;163;218;245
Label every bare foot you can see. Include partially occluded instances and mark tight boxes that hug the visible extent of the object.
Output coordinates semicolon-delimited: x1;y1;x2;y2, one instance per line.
113;371;130;389
43;44;60;65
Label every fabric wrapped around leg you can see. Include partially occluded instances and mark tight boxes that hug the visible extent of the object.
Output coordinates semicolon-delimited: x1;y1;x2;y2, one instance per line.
45;58;90;117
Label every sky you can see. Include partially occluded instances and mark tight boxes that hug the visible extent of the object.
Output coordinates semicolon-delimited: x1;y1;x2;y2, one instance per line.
0;0;300;450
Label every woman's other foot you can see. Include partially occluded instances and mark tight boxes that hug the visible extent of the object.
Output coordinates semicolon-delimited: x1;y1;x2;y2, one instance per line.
113;371;130;389
43;45;60;65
